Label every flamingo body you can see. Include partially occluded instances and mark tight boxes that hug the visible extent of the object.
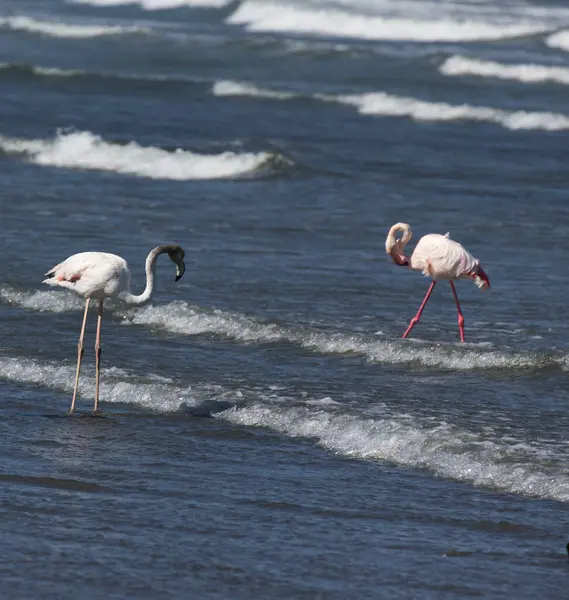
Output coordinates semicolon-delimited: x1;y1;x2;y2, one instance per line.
385;223;489;341
410;233;480;282
43;244;186;413
43;252;131;300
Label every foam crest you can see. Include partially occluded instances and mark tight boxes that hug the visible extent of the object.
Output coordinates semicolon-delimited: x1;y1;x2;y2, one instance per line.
0;63;83;78
2;290;564;372
336;91;569;131
70;0;231;8
0;130;273;180
213;80;296;100
219;403;569;502
0;62;205;85
440;55;569;85
0;287;85;313
546;30;569;52
126;302;558;372
0;16;146;38
0;355;196;412
227;1;544;42
213;78;569;131
126;302;285;341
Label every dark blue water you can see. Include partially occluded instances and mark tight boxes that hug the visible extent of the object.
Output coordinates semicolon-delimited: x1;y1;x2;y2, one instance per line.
1;0;569;597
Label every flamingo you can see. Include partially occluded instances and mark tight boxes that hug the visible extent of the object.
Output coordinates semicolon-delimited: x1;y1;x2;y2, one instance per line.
385;223;490;342
43;244;186;414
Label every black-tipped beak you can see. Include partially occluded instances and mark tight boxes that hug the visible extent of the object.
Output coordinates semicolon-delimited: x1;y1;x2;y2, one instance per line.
478;266;490;289
175;262;185;282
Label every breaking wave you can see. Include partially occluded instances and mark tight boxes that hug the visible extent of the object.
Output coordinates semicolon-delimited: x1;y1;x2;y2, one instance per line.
220;403;569;503
440;55;569;85
0;130;278;180
546;30;569;52
337;91;569;130
0;15;147;38
1;288;566;372
226;1;547;42
213;79;569;131
2;353;569;502
69;0;232;8
212;79;297;100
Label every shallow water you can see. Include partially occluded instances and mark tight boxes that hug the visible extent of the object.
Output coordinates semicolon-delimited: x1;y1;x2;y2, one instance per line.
1;0;569;598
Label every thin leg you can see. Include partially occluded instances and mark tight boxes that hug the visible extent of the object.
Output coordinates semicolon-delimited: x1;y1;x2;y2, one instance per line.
70;298;90;414
449;281;465;343
402;281;436;339
93;299;103;414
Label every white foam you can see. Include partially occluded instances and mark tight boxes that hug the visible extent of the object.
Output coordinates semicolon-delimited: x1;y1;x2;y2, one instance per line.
546;30;569;52
335;91;569;131
213;77;569;132
0;355;195;411
213;80;296;100
126;302;559;371
0;288;85;313
69;0;232;8
440;55;569;85
0;16;146;38
0;130;273;180
2;350;568;501
227;1;546;42
219;403;569;502
2;289;564;372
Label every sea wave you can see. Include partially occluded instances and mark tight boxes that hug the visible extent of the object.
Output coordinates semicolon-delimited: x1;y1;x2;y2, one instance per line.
0;355;196;412
440;55;569;85
546;30;569;52
0;130;277;180
220;403;569;502
213;79;569;131
2;351;568;502
69;0;232;8
212;80;297;100
0;61;208;88
0;62;86;78
337;91;569;131
1;288;565;372
227;1;547;42
0;15;148;39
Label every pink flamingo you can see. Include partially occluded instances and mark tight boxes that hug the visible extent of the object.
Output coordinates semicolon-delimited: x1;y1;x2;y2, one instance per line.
385;223;490;342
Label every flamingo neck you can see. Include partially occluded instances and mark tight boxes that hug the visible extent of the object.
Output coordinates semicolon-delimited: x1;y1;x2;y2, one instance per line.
120;247;162;306
386;223;412;266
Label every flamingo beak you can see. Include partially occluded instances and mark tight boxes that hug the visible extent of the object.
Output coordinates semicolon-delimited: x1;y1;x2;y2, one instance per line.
175;260;185;282
474;265;490;290
387;247;409;267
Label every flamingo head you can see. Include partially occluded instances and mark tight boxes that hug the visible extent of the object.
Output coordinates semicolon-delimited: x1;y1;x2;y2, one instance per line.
471;263;490;290
166;245;186;281
385;223;411;267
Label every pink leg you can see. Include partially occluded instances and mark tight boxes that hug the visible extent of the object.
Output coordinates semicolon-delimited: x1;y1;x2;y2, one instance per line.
93;299;103;414
449;281;465;343
402;281;437;339
70;298;90;414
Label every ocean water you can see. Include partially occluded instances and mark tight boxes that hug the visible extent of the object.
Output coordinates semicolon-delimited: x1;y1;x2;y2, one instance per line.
1;0;569;597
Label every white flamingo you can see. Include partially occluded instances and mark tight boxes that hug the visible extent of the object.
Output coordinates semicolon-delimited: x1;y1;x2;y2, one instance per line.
43;245;186;413
386;223;490;342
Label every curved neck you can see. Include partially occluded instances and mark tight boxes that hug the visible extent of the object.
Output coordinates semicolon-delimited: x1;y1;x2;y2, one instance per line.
386;222;412;266
120;247;163;306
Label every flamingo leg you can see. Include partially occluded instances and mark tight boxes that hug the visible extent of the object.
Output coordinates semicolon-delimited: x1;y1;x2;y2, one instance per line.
449;281;465;343
70;298;90;414
402;281;437;339
93;299;104;414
